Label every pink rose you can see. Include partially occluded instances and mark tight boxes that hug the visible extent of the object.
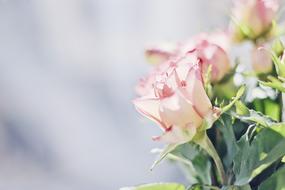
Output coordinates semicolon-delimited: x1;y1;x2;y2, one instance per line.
133;57;218;144
251;46;272;74
230;0;279;40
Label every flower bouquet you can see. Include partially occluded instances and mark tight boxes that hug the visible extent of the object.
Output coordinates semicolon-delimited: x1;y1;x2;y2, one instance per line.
123;0;285;189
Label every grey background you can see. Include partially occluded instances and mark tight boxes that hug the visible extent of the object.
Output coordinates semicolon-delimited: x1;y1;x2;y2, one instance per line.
0;0;231;189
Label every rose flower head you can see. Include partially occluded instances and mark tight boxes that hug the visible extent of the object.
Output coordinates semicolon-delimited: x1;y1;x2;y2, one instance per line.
133;54;220;144
230;0;279;42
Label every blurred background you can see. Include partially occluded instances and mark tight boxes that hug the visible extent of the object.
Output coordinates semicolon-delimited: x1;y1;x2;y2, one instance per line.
0;0;231;189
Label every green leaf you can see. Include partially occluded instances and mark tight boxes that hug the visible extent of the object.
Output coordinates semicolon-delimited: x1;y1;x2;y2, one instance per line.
233;125;285;185
264;99;281;121
230;16;254;40
217;115;239;168
221;184;251;190
282;156;285;163
233;107;277;127
120;183;186;190
270;51;285;78
235;101;249;115
150;144;178;170
253;99;264;113
258;166;285;190
259;76;285;93
272;39;284;57
170;143;212;185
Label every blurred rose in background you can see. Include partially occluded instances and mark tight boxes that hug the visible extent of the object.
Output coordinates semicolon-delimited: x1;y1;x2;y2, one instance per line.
0;0;231;189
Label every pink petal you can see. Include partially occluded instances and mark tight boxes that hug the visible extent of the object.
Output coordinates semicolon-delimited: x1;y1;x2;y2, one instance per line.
133;98;167;129
175;54;198;80
159;89;202;127
185;66;212;117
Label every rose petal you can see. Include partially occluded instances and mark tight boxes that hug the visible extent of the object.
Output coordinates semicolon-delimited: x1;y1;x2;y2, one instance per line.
159;89;202;127
133;98;167;129
185;66;212;117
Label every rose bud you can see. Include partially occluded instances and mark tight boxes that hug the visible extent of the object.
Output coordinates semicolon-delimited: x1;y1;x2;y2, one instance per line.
230;0;279;41
195;40;231;82
180;33;231;82
251;46;273;74
133;57;219;144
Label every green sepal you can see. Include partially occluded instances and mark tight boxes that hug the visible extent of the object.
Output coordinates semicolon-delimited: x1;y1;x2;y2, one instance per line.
221;85;245;114
233;103;278;127
272;39;284;57
259;76;285;92
150;144;178;170
270;51;285;78
170;143;212;185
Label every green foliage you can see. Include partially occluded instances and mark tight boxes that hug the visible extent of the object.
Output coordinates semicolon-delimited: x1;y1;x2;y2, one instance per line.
216;115;239;169
150;144;178;170
170;143;212;185
221;184;251;190
272;39;284;57
221;86;245;114
264;99;281;121
258;166;285;190
234;102;278;127
259;76;285;93
233;125;285;185
270;51;285;78
129;88;285;190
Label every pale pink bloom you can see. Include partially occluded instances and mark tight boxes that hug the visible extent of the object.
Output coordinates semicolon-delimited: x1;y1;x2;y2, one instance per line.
251;46;272;73
231;0;279;39
133;58;216;144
